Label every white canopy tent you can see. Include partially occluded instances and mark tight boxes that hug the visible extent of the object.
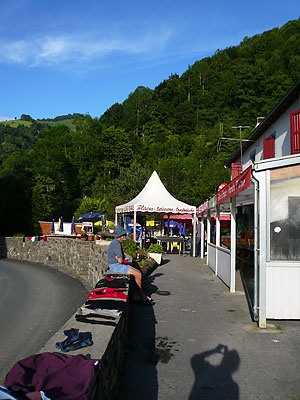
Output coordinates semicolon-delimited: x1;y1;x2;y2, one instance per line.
115;171;197;256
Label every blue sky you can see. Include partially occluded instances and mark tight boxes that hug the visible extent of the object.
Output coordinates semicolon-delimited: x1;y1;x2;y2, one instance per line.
0;0;299;121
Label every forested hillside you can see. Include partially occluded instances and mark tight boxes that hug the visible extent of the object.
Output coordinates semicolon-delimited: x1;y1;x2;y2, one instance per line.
1;18;300;236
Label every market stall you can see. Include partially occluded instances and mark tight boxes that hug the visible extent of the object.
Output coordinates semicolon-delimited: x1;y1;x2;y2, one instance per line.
115;171;197;256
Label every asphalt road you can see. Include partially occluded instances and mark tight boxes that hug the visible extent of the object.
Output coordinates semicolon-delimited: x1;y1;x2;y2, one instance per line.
0;259;88;385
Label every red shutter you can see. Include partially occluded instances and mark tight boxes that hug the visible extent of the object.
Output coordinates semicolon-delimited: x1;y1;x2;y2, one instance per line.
290;110;300;154
231;163;242;179
263;136;275;159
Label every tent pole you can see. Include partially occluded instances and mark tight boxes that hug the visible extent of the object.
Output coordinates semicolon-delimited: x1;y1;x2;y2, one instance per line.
192;213;196;257
133;210;137;243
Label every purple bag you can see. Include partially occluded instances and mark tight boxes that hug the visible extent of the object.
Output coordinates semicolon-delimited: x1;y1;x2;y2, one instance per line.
4;352;100;400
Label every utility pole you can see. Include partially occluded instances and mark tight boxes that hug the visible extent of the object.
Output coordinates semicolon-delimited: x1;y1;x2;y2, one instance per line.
232;125;250;165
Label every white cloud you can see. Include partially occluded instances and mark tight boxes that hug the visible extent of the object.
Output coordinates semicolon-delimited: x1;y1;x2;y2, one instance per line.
0;28;173;69
0;116;14;121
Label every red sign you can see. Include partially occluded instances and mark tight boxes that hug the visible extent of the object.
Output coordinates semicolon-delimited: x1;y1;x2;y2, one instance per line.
216;166;252;204
196;200;209;214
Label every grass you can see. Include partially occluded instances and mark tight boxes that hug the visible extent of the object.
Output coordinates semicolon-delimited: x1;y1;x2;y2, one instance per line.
0;119;76;130
1;119;32;127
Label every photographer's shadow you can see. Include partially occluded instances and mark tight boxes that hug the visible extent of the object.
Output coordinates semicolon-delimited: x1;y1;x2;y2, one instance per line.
188;344;240;400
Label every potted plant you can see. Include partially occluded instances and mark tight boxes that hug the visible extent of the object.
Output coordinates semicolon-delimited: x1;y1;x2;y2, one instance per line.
94;231;101;241
148;243;163;265
80;233;88;241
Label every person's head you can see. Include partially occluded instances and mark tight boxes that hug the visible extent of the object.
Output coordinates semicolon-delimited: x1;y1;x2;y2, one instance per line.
114;226;128;242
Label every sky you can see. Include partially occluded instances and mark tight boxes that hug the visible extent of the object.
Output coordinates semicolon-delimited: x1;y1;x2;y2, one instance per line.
0;0;299;121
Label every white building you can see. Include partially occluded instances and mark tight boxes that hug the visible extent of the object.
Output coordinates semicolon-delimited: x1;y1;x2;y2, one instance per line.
197;78;300;328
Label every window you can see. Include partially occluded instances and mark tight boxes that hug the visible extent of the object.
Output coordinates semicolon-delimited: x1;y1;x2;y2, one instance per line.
270;165;300;260
263;136;275;159
290;110;300;155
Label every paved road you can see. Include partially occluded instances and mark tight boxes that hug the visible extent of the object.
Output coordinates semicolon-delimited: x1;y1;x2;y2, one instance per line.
0;259;88;384
116;254;300;400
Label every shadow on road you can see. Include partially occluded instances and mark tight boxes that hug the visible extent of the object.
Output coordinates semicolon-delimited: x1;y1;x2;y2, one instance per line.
188;344;240;400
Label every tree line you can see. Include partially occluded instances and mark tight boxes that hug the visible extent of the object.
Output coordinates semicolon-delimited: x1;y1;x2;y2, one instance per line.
1;18;300;236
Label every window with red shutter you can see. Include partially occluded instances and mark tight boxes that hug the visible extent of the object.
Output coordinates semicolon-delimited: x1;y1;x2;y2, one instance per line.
263;136;275;159
290;110;300;155
231;163;242;179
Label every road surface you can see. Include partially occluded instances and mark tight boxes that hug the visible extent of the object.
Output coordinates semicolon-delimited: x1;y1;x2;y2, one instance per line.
0;259;88;384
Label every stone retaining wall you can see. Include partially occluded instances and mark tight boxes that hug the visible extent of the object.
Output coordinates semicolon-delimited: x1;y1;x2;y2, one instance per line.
0;236;128;400
0;236;110;289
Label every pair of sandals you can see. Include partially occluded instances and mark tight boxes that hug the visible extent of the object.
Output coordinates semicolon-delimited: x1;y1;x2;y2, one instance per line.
55;328;93;352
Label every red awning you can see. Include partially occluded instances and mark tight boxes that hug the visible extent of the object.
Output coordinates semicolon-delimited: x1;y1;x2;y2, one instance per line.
216;166;251;204
197;166;252;213
163;214;192;220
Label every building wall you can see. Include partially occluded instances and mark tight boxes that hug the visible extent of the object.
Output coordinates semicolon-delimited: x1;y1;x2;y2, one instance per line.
237;96;300;170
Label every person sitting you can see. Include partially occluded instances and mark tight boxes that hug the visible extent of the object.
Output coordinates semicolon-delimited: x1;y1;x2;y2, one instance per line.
107;227;153;305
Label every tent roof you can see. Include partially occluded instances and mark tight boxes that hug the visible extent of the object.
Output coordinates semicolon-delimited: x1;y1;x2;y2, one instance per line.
115;171;196;214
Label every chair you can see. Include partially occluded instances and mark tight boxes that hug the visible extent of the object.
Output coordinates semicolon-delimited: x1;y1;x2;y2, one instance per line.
170;242;182;254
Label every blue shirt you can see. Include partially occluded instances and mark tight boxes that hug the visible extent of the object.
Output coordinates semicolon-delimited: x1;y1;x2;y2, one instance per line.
107;239;125;265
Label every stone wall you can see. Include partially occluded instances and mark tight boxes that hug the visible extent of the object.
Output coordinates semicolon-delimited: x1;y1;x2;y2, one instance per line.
0;236;129;400
0;236;110;289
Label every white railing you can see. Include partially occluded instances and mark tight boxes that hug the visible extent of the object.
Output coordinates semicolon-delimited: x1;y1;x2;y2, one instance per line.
207;243;216;273
216;246;231;287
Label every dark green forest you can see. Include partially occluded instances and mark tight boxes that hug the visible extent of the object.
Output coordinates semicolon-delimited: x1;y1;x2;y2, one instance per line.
1;18;300;236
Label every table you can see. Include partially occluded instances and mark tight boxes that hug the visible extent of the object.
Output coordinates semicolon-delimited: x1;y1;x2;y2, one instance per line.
156;236;186;255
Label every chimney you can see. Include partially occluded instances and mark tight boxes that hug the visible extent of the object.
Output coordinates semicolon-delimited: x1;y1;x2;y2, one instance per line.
255;117;264;127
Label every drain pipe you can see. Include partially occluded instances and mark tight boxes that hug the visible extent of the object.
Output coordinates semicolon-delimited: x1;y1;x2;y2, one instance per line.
251;170;259;321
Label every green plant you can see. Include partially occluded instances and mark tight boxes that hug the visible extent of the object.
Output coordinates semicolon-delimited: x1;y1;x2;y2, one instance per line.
148;243;163;253
122;238;137;259
138;247;148;257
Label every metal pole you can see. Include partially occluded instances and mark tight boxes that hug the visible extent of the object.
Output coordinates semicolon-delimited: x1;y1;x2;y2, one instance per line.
251;173;259;321
207;210;211;264
232;125;250;165
133;210;137;243
216;205;221;275
192;213;197;257
200;215;205;258
230;196;236;293
257;171;267;328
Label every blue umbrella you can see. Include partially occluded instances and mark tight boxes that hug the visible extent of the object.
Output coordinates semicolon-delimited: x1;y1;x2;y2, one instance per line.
50;219;55;234
71;216;76;234
148;226;152;234
59;217;64;232
77;212;104;222
118;217;122;227
183;223;186;236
